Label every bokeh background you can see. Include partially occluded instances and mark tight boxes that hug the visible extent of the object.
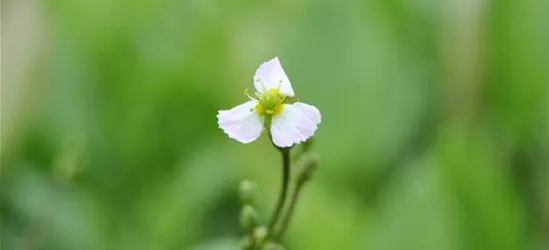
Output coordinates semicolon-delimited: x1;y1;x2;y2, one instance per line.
2;0;548;249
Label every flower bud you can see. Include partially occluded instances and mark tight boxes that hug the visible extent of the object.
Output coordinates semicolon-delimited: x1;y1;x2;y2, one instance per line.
296;153;320;185
252;226;268;246
239;180;258;204
302;137;314;152
239;205;258;230
240;235;254;250
263;242;286;250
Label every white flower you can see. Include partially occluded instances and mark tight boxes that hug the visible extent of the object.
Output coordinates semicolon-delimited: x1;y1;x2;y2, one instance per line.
217;57;321;148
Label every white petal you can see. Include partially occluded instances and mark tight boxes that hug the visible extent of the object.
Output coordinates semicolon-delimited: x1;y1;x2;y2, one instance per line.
253;57;295;97
270;102;321;147
217;100;264;143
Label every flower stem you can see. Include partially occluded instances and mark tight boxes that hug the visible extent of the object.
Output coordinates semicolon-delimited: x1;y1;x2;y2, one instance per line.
267;148;291;235
274;153;319;241
274;180;304;241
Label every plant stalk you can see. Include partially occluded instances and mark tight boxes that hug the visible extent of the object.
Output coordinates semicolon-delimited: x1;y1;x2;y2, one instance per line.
267;149;291;234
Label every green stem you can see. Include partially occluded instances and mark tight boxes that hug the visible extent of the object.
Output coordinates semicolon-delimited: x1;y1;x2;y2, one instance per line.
267;149;291;234
274;179;304;240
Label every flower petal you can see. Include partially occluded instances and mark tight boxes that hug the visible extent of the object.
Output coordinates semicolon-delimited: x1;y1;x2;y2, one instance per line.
253;57;295;97
217;100;264;143
270;102;321;147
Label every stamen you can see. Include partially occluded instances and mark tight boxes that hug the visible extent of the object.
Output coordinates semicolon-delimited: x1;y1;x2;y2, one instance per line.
256;78;268;92
244;88;256;100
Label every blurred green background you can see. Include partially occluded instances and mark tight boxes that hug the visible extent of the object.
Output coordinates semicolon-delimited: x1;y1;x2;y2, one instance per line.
1;0;548;249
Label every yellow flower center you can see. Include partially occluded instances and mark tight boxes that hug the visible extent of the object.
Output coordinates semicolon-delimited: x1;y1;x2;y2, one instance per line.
254;88;285;116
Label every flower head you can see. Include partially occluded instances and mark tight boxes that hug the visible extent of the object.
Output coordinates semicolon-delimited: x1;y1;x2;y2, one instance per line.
217;57;321;148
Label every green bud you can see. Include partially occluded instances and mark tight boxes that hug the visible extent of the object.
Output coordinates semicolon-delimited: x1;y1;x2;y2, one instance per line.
292;137;315;162
240;235;254;250
252;226;269;246
302;137;314;152
240;205;258;230
239;180;258;204
263;242;286;250
296;153;320;184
